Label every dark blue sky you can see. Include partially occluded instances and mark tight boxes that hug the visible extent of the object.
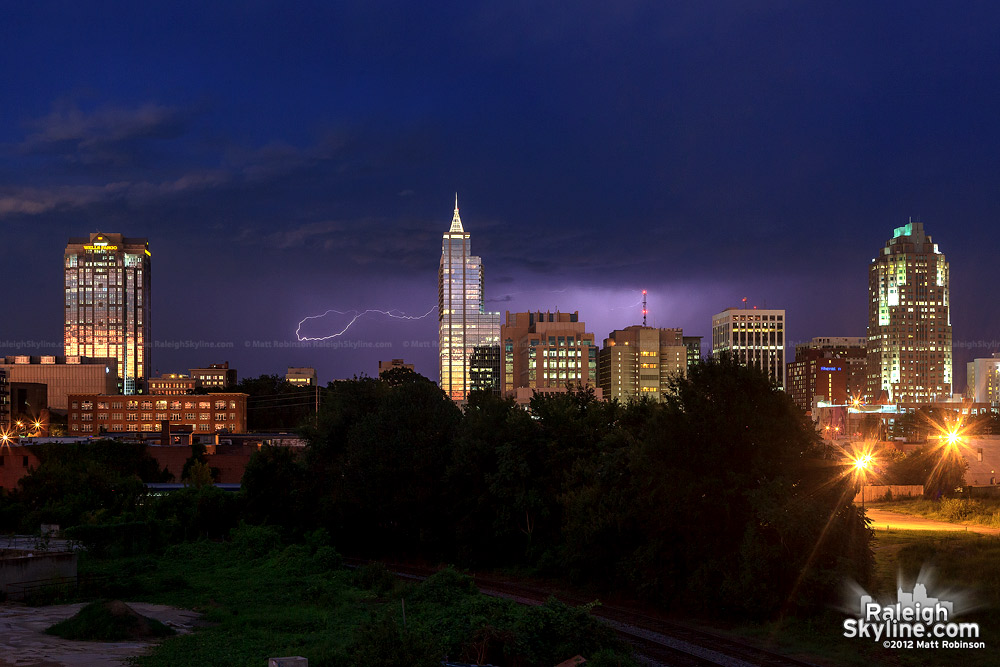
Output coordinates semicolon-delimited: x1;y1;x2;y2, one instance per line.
2;2;998;386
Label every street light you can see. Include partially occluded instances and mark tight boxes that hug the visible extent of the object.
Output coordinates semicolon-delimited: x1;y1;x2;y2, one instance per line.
849;449;875;510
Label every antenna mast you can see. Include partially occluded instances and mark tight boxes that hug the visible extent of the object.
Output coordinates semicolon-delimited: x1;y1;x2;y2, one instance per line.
642;289;648;326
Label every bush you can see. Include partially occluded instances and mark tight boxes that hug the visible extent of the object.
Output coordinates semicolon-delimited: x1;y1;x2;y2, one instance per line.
229;522;281;558
409;567;477;605
353;562;397;596
348;611;441;666
940;498;976;521
314;545;343;571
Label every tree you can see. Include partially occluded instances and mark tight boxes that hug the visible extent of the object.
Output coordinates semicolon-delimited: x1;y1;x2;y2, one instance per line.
628;355;873;615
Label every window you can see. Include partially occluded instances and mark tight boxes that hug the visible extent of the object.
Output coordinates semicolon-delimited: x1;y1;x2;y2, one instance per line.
185;413;196;420
200;413;210;420
112;413;123;420
216;413;226;421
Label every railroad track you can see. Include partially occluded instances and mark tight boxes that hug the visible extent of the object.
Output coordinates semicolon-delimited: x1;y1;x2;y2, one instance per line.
344;559;820;667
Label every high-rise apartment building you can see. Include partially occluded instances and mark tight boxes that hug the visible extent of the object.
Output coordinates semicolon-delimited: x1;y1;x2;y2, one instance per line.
501;311;598;401
598;326;688;402
867;222;952;403
438;196;501;401
64;233;150;395
711;308;785;389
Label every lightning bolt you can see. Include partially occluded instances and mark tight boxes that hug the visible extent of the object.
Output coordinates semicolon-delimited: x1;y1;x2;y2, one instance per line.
296;306;437;341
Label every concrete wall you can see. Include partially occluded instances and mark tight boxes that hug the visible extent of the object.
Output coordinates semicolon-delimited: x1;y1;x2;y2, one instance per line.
0;550;77;598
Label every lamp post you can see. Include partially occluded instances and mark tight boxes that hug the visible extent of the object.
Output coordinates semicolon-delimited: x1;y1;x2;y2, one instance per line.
853;452;873;511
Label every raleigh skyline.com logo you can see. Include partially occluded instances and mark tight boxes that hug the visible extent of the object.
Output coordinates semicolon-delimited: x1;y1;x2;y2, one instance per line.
842;572;985;651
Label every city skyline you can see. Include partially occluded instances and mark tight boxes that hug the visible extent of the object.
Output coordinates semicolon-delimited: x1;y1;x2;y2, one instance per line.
3;4;1000;385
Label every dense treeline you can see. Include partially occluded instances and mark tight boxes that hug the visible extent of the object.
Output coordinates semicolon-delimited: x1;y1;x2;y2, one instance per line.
246;356;873;617
0;356;873;619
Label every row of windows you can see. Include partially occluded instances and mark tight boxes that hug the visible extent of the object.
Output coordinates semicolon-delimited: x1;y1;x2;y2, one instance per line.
74;399;238;410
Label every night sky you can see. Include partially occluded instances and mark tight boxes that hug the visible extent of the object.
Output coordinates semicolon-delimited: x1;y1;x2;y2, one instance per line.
3;2;998;387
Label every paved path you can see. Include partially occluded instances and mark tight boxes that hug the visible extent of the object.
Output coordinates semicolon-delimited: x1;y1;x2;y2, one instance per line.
0;602;199;667
865;508;1000;536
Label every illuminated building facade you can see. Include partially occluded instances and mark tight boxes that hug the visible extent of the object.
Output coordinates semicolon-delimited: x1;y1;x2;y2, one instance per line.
64;232;150;395
787;336;867;412
286;367;317;386
190;362;237;389
67;392;247;434
501;311;598;400
867;222;952;403
438;196;501;401
682;335;702;371
0;355;118;412
711;308;785;390
598;326;688;402
967;354;1000;405
148;374;198;395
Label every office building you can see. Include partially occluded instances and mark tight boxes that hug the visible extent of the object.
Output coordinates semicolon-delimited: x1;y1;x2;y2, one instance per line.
501;311;599;402
711;308;785;389
787;337;868;412
64;232;151;394
286;367;317;386
190;362;237;389
867;222;952;402
683;336;702;371
599;326;688;402
967;354;1000;404
0;355;118;412
438;195;501;401
67;393;247;435
148;373;198;395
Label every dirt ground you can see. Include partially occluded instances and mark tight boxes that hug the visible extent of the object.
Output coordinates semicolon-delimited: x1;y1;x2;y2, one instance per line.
0;601;200;667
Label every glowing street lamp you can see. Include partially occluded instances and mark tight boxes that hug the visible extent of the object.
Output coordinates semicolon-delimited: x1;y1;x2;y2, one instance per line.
849;449;875;510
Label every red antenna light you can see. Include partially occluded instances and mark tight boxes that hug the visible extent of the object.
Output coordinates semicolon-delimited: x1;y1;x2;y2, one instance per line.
642;289;648;326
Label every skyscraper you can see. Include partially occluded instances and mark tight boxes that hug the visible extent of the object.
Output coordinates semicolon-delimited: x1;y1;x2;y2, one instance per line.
711;307;785;390
64;233;151;395
438;196;501;401
867;222;952;402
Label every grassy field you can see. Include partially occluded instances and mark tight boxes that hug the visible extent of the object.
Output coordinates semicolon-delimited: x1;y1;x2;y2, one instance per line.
56;523;1000;666
868;497;1000;528
71;527;635;666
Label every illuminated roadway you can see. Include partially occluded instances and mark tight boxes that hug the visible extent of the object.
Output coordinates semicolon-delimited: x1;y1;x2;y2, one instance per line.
865;508;1000;536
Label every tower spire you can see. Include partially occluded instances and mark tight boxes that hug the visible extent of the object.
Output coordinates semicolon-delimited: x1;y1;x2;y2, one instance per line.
449;192;464;232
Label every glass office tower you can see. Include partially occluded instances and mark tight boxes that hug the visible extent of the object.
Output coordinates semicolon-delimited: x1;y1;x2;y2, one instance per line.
438;196;500;401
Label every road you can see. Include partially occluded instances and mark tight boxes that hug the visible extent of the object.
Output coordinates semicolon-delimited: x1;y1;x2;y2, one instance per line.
865;508;1000;535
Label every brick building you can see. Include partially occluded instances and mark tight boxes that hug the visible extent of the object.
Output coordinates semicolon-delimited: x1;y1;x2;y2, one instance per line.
67;393;247;435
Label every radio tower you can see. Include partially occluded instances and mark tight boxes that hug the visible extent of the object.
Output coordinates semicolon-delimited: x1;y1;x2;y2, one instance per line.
642;289;648;326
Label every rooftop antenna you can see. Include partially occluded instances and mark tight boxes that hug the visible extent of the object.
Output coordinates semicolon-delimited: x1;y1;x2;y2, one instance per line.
642;289;648;326
742;297;748;309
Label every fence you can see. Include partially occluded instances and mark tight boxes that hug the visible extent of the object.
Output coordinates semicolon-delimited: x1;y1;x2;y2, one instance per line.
854;485;924;503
